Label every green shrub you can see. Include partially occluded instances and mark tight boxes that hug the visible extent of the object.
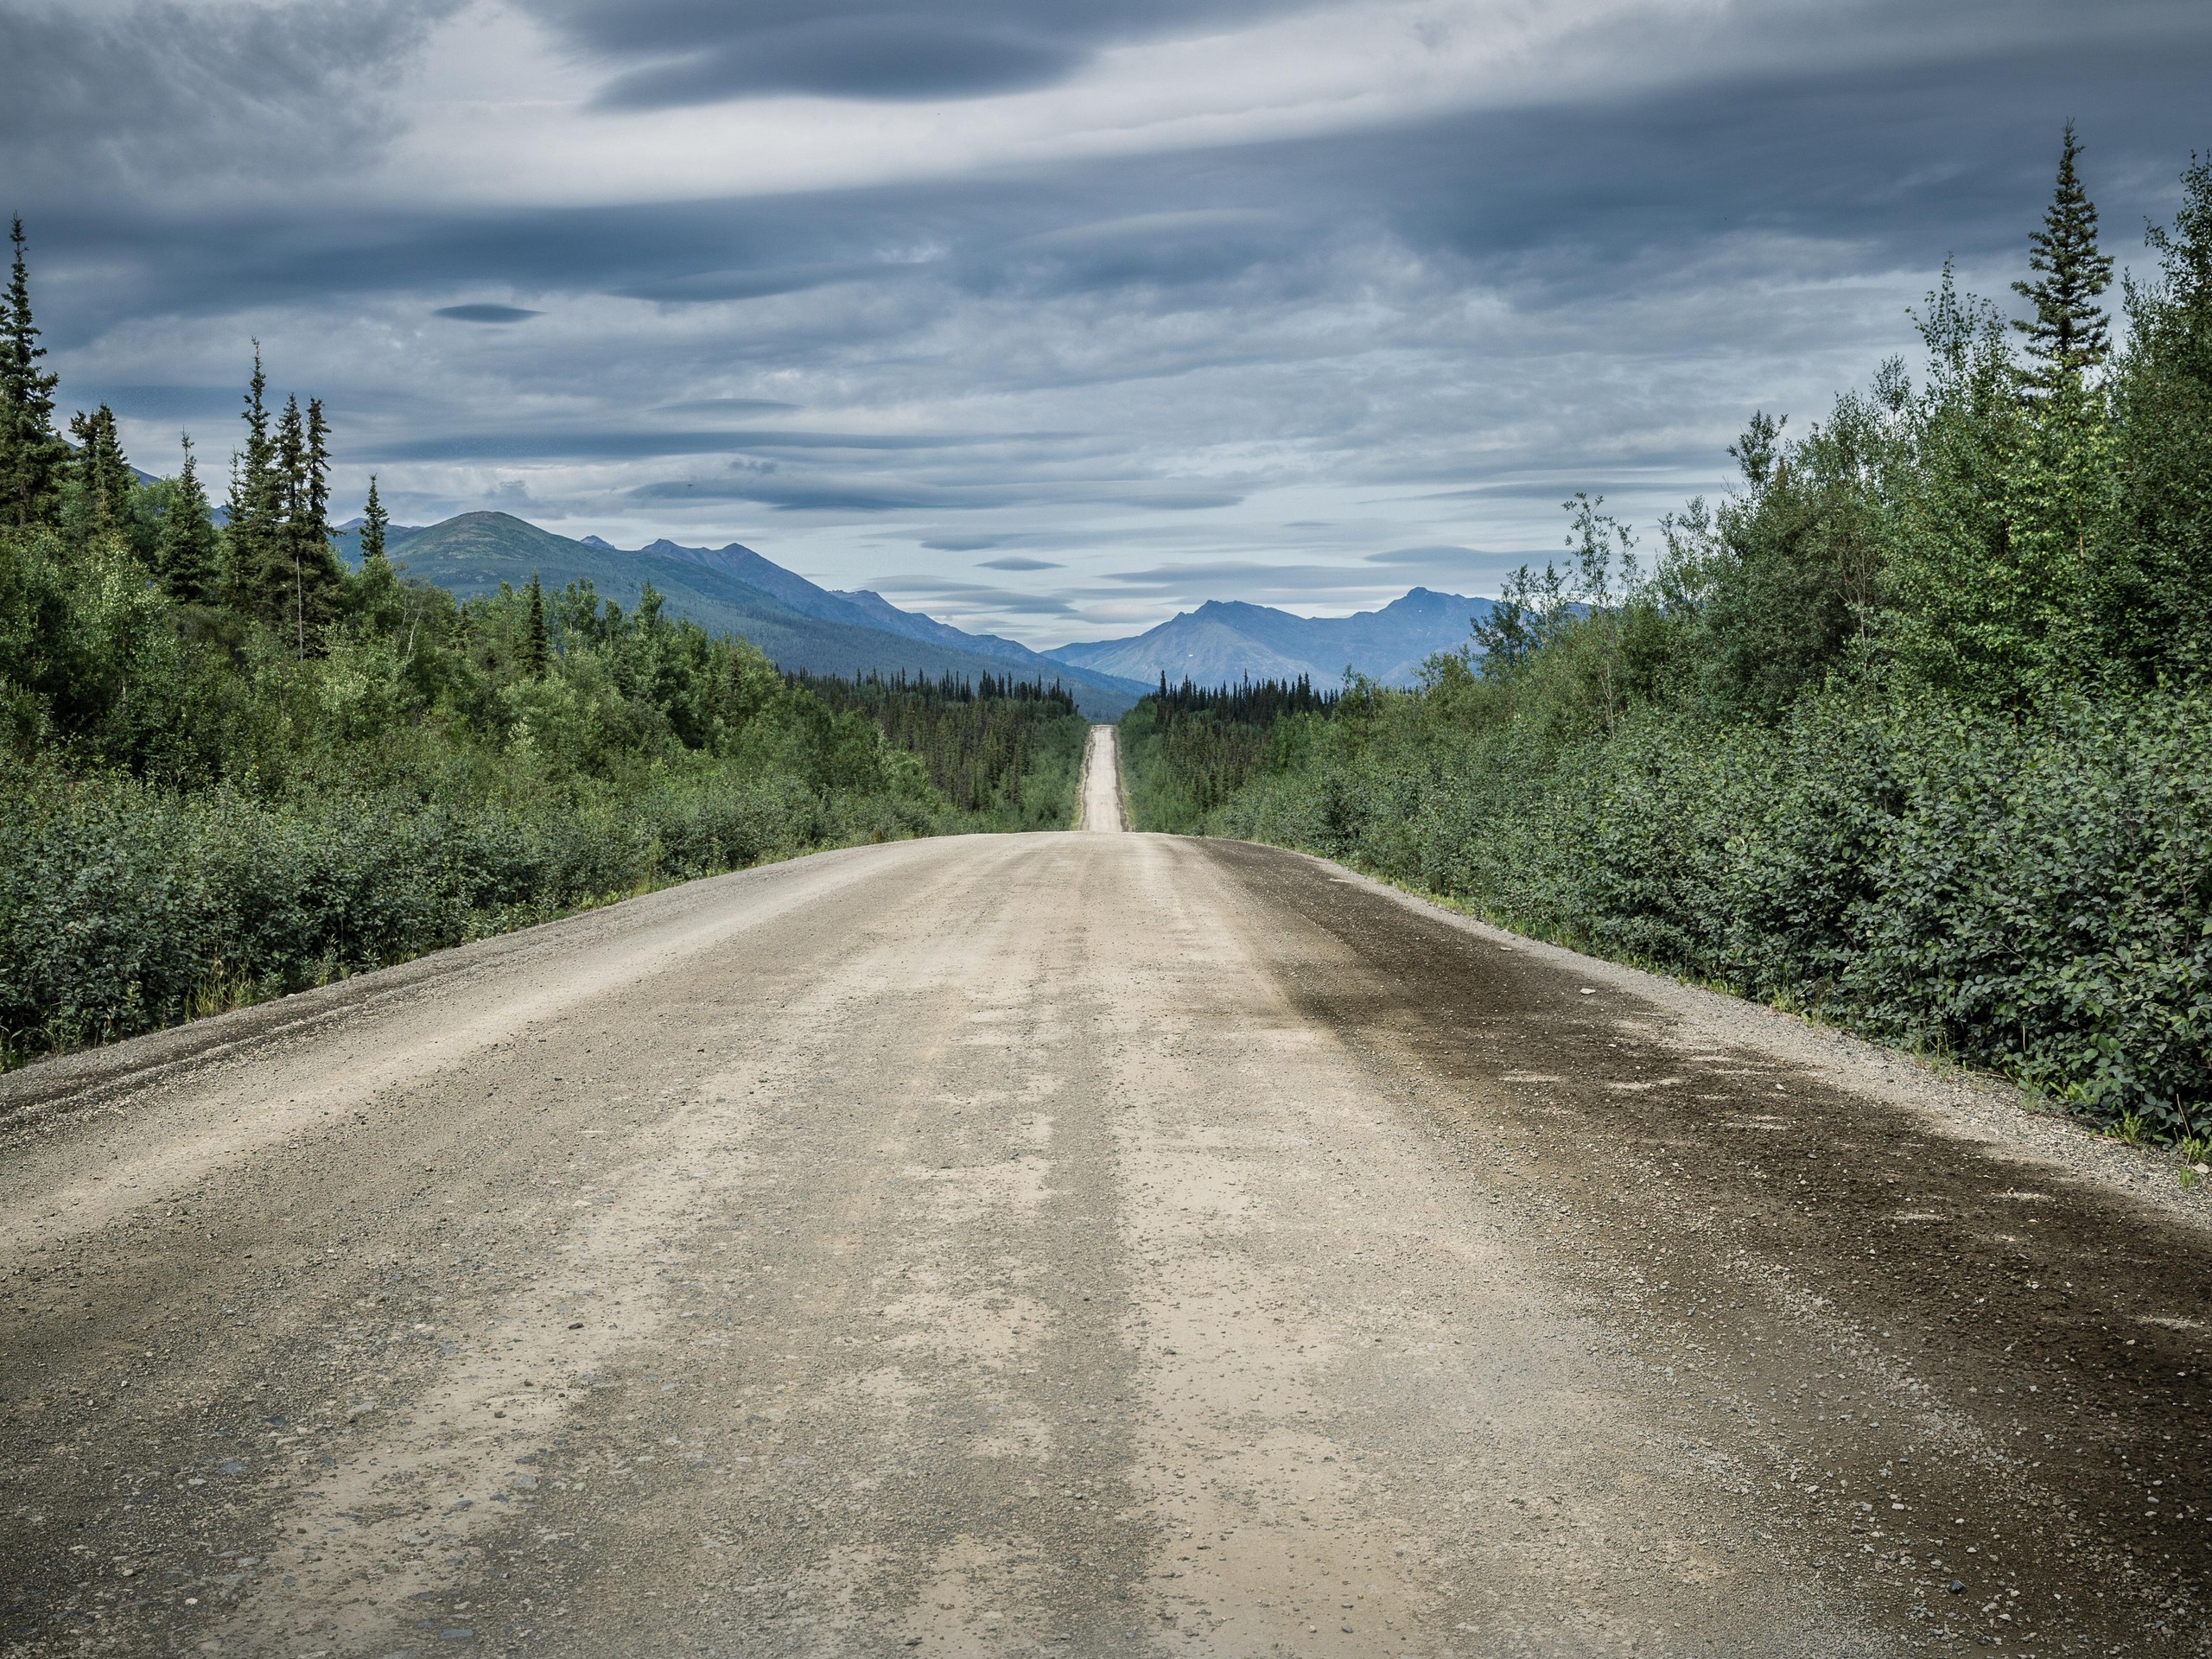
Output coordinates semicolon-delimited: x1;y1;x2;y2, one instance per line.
1186;684;2212;1135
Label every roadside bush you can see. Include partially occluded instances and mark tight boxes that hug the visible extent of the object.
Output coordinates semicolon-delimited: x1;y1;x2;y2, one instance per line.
0;756;942;1061
1198;686;2212;1135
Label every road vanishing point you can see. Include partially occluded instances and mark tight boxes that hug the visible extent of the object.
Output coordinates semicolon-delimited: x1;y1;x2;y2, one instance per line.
5;725;2211;1656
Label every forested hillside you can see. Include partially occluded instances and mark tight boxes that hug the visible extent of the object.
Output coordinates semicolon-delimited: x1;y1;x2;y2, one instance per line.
794;671;1087;829
1123;138;2212;1143
1120;677;1339;828
0;221;1080;1066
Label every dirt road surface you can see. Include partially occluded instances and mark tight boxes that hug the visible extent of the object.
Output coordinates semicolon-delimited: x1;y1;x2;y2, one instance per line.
1077;727;1126;833
5;824;2211;1656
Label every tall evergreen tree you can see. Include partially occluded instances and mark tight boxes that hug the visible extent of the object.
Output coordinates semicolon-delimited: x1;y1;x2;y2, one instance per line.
67;403;133;539
524;573;550;677
2104;153;2212;677
304;398;332;538
157;433;220;605
270;393;343;654
359;473;390;570
2012;123;2115;393
2002;125;2118;681
300;397;343;634
224;346;282;617
277;394;308;651
0;217;68;529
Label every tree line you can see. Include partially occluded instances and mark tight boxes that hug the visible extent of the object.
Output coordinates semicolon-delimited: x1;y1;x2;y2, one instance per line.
1123;133;2212;1142
790;670;1085;825
1121;675;1340;825
3;223;344;657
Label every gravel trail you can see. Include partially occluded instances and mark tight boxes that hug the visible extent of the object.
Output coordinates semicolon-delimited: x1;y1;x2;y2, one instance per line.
4;830;2209;1656
1077;726;1126;833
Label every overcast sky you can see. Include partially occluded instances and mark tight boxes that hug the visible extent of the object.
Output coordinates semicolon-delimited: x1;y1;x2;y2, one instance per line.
6;0;2210;644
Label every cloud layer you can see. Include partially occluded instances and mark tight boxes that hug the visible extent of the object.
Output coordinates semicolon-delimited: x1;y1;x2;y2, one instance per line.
10;0;2211;643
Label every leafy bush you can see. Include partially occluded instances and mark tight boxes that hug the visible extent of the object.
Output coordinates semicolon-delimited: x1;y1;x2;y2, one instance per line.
1179;684;2212;1135
0;753;938;1062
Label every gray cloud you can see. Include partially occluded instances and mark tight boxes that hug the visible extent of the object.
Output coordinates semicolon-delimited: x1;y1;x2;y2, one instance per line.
88;383;244;421
0;0;455;203
625;473;1247;513
629;476;1001;512
977;556;1064;570
618;260;931;304
382;427;1052;462
525;0;1315;107
862;575;1082;615
1103;560;1417;594
596;19;1079;106
435;303;543;322
1364;544;1486;566
656;397;803;415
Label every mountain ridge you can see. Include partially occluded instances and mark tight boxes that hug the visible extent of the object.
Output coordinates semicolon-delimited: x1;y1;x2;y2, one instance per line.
1049;587;1495;689
334;512;1150;716
331;509;1492;702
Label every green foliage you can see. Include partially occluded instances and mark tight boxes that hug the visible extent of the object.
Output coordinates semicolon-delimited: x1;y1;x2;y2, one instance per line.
261;392;346;654
795;671;1087;830
1124;137;2212;1140
0;753;930;1058
2103;156;2212;683
1120;675;1338;831
0;527;967;1062
65;404;133;544
1167;682;2212;1138
524;574;550;678
156;435;221;606
359;474;390;569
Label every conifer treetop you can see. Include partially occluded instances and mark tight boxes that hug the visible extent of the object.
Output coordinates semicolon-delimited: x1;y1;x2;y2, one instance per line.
1;216;68;527
361;474;390;565
2013;122;2115;389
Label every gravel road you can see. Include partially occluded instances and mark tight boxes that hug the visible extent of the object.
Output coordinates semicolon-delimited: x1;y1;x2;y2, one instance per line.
1077;726;1126;833
4;821;2209;1656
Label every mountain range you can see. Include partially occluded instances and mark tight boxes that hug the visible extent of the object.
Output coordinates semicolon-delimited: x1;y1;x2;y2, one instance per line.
1046;588;1495;689
337;511;1491;710
338;512;1151;716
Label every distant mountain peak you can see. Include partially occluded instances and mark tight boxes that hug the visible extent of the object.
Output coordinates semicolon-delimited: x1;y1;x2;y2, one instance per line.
1048;586;1495;689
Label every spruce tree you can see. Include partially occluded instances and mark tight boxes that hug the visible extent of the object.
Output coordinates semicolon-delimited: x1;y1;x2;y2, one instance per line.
157;433;220;604
2013;123;2115;394
359;473;390;570
67;403;133;539
0;217;68;528
276;394;308;651
524;573;550;677
270;393;343;653
2002;125;2118;683
350;470;405;633
224;346;281;617
305;398;332;538
2104;153;2212;677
